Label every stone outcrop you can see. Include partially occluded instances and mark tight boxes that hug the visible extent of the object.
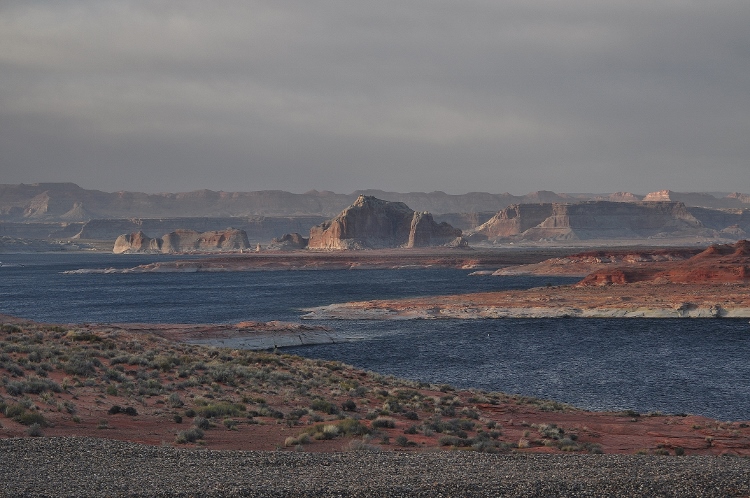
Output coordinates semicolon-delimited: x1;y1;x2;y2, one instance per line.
113;229;250;254
269;233;309;250
113;231;162;254
469;201;705;242
307;195;463;250
579;240;750;286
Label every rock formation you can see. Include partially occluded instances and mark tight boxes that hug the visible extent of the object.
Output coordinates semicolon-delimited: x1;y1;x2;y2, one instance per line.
306;195;463;249
113;231;162;254
113;229;250;254
468;201;706;242
268;232;309;250
579;240;750;286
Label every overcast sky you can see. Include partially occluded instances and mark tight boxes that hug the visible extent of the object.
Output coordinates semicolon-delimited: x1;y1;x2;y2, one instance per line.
1;1;749;195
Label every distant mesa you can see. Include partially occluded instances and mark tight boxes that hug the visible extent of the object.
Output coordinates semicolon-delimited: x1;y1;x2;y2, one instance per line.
113;229;250;254
2;182;748;223
280;195;464;250
467;201;707;242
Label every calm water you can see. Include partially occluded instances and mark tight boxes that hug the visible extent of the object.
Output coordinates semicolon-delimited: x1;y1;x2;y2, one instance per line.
1;252;749;420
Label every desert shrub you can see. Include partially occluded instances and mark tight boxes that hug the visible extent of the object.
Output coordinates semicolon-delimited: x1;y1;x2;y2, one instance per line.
337;418;369;436
197;402;245;419
26;422;43;437
193;416;210;430
257;405;284;419
371;417;395;429
535;423;564;440
348;439;381;452
310;398;339;415
319;424;340;439
404;411;419;420
675;446;685;456
184;408;196;418
439;435;470;447
4;403;27;418
404;425;418;435
173;415;183;424
288;408;309;419
108;405;137;416
175;427;204;444
461;408;479;420
104;369;125;382
1;324;23;334
341;399;357;412
15;411;47;427
382;400;402;413
63;354;100;377
23;377;61;395
167;393;184;408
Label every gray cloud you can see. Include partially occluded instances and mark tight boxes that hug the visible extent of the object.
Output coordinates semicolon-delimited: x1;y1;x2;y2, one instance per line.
1;0;749;194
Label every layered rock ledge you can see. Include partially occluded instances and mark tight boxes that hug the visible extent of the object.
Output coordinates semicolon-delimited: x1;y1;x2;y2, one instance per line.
302;283;750;320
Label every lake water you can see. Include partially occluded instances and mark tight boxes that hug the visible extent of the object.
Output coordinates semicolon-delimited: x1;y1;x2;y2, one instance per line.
1;252;749;420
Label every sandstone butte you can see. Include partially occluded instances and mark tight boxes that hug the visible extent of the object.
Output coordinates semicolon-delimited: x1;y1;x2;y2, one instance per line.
2;314;749;456
296;195;464;250
302;240;750;320
113;228;250;254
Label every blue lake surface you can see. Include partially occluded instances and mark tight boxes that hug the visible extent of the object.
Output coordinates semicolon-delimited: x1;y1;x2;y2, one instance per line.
1;252;749;420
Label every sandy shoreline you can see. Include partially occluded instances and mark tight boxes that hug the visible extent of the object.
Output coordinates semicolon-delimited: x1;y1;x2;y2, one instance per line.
302;283;750;320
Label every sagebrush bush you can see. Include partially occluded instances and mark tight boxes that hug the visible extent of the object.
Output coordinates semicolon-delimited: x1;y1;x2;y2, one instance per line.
310;398;339;415
193;416;210;430
371;417;395;429
175;427;204;444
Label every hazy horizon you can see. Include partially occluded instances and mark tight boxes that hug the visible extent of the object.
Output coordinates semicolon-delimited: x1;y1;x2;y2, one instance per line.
2;2;749;195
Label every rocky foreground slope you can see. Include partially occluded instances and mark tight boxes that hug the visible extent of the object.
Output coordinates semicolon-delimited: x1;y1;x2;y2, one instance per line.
2;314;749;459
3;438;750;497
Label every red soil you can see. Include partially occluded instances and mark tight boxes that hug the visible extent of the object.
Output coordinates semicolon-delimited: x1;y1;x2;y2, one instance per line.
1;315;749;456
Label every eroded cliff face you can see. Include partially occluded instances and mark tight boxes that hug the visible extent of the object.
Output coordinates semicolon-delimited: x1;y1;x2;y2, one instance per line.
470;201;705;241
306;195;462;249
113;229;250;254
113;231;162;254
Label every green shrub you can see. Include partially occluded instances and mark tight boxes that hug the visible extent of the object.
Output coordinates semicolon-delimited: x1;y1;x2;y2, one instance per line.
337;418;369;436
15;411;47;427
371;417;395;429
167;393;184;408
193;416;210;430
175;427;204;444
26;423;43;437
310;398;339;415
196;402;244;419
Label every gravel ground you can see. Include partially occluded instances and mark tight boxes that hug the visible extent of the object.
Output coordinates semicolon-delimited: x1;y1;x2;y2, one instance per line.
2;437;749;497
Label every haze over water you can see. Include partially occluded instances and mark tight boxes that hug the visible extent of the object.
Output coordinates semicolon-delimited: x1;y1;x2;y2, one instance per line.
2;252;749;421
